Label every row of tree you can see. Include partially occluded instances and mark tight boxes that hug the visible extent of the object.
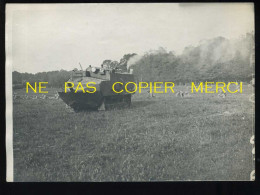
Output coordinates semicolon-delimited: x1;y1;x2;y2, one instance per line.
13;70;71;87
13;32;254;87
130;32;254;83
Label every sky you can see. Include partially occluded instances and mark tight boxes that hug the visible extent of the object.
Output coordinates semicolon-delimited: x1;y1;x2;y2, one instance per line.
7;3;254;73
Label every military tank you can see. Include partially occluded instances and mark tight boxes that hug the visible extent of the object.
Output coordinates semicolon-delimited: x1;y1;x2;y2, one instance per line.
58;65;135;112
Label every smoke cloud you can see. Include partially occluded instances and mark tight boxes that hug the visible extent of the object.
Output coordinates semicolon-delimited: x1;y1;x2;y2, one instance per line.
127;55;142;70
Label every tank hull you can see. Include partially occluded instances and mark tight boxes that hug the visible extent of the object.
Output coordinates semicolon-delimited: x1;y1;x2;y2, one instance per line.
58;92;131;111
58;92;103;111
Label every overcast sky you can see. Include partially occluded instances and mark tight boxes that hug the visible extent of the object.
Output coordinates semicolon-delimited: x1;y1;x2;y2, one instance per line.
7;3;254;73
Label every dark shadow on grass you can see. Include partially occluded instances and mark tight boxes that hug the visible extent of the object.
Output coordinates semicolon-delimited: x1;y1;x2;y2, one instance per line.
131;100;156;109
72;100;156;112
73;108;98;113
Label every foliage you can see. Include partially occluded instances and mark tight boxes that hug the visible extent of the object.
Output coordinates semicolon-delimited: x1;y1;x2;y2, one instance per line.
13;33;254;86
101;53;137;71
130;32;254;83
13;70;72;87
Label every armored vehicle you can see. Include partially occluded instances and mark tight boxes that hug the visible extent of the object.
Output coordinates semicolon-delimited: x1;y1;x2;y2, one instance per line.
58;65;135;111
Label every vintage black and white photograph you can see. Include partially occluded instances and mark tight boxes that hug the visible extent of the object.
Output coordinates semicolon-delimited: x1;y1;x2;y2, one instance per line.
6;3;255;181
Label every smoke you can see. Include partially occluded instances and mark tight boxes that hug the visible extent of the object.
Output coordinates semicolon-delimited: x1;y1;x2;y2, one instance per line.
127;54;142;70
182;33;254;70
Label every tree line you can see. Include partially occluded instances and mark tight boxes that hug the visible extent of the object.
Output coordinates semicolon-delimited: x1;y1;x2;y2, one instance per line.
130;32;254;83
13;32;254;88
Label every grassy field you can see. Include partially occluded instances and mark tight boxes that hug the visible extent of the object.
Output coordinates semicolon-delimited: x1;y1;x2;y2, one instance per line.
13;84;254;181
